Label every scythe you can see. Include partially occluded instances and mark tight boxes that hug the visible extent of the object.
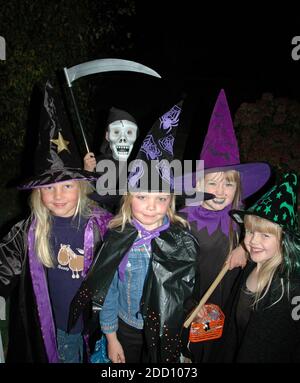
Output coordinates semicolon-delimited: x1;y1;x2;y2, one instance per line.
63;58;161;153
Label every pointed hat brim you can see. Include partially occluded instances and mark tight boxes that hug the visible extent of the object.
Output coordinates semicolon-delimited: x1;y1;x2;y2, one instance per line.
18;168;98;189
174;161;271;200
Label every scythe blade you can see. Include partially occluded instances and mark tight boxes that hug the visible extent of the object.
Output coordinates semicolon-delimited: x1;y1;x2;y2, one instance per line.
64;58;161;87
63;58;161;153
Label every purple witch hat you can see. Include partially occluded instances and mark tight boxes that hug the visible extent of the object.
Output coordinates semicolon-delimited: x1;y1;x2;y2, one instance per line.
179;89;271;200
201;89;240;169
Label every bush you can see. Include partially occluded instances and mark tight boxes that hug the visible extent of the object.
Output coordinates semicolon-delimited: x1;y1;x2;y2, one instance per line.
235;92;300;174
0;1;136;228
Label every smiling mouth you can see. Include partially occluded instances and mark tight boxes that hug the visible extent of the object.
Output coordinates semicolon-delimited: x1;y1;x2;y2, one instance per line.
250;247;264;253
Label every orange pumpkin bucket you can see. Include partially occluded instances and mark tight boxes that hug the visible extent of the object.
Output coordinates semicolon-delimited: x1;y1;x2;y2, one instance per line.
189;303;225;342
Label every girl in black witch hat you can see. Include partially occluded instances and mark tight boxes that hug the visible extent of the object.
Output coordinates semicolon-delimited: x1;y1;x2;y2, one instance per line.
68;101;214;363
209;171;300;362
0;81;112;363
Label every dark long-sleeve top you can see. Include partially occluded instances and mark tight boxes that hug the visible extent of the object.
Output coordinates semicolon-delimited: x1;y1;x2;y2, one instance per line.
0;209;111;363
210;262;300;363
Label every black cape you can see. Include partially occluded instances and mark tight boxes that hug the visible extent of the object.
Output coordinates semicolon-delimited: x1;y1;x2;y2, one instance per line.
69;222;201;363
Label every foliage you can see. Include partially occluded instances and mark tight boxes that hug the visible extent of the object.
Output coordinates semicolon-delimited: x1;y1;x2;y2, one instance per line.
234;92;300;174
0;0;136;168
0;0;136;229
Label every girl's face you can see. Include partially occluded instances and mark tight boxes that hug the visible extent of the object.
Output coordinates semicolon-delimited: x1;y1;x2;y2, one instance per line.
244;227;281;267
201;171;237;211
131;192;171;230
40;180;80;217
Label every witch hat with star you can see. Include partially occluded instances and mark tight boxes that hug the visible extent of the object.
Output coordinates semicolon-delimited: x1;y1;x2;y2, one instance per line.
230;171;299;234
179;89;271;200
19;81;97;189
230;171;300;275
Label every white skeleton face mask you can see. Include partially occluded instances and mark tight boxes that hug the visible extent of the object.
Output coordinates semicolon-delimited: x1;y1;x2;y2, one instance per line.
107;120;138;161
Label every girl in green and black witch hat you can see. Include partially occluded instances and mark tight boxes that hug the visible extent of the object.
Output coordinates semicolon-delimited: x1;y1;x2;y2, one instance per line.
209;171;300;363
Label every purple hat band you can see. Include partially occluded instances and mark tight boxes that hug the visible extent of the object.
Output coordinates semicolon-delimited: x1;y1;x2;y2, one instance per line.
18;168;97;190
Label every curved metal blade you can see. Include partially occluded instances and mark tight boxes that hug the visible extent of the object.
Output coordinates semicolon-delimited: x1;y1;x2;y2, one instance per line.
64;58;161;87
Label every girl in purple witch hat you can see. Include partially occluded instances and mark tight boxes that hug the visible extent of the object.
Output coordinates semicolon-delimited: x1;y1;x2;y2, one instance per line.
0;82;112;363
179;89;271;362
68;101;213;363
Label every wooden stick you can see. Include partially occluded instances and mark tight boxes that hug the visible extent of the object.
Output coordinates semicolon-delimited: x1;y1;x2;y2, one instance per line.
183;263;230;328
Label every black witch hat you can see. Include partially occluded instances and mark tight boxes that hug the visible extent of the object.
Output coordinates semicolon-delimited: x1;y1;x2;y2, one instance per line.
126;101;184;193
126;100;214;204
92;100;214;203
19;81;97;189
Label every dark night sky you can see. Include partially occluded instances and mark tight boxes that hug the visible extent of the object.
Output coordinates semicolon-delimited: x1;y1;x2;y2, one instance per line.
133;5;300;96
1;2;300;230
100;4;300;160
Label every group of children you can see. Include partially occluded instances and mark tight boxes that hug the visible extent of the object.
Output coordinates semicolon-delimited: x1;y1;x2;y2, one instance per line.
0;85;299;363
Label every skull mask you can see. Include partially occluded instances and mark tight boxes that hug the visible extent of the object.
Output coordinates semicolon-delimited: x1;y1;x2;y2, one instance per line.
107;120;138;161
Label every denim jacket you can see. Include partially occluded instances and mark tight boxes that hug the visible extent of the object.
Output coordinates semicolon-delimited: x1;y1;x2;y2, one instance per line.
100;241;151;333
70;219;201;363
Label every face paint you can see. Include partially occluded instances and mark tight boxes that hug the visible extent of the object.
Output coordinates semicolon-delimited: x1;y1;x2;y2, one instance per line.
107;120;138;161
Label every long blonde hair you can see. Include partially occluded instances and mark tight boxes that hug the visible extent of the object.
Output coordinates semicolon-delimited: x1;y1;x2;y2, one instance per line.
244;214;283;307
109;193;189;231
226;170;242;253
29;180;97;268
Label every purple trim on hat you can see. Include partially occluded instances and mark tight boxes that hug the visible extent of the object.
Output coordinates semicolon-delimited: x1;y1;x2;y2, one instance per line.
118;218;170;282
180;204;233;237
19;168;97;190
27;220;59;363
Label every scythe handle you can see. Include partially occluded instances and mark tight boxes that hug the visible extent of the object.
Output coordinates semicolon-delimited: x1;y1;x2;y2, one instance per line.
67;83;90;153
